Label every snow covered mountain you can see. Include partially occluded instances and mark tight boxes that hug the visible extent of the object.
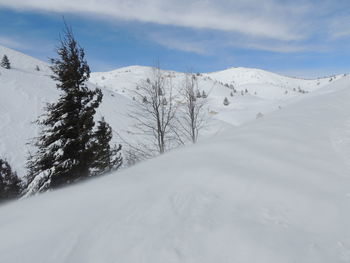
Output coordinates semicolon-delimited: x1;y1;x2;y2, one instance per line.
90;65;339;125
206;66;339;92
1;62;350;262
0;44;345;178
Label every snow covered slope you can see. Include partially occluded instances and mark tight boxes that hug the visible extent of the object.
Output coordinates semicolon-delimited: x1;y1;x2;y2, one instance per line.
206;66;340;98
1;72;350;262
0;45;133;176
91;65;342;125
0;44;346;177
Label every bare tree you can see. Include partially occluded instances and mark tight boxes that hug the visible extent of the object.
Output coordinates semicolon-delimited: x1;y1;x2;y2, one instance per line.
128;66;179;156
178;73;207;143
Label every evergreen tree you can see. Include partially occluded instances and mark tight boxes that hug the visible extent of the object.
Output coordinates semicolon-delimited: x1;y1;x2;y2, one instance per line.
0;159;21;202
24;24;103;196
201;90;207;98
223;97;230;106
91;117;122;175
1;55;11;69
35;65;40;71
196;89;202;98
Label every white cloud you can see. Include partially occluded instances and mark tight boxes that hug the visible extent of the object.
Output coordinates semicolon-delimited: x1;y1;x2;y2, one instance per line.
149;34;208;55
0;0;310;41
149;28;325;55
1;0;347;56
0;36;30;50
238;42;327;53
328;15;350;39
332;30;350;39
0;35;54;53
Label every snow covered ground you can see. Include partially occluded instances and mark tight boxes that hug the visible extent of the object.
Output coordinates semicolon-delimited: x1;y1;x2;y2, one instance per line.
1;44;350;262
1;65;350;262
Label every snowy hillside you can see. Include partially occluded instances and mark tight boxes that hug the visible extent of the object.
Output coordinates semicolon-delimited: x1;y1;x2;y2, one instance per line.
1;71;350;262
207;66;339;87
91;65;342;125
0;45;346;177
0;45;133;176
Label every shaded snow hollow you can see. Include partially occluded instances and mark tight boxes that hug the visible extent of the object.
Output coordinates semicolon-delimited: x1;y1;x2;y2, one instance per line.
1;66;350;262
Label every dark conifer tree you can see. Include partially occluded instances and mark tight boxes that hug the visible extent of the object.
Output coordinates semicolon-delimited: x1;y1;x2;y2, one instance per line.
91;117;122;175
0;159;21;202
1;55;11;69
223;97;230;106
196;89;202;98
24;24;103;196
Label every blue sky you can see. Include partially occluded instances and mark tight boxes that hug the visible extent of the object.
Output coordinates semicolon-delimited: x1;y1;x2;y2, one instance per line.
0;0;349;78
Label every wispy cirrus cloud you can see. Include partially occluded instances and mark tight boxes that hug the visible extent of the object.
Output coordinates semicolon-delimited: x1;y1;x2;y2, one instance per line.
149;33;209;55
147;28;326;55
1;0;350;77
232;40;328;53
328;15;350;39
0;36;31;50
2;0;348;55
0;0;311;41
0;34;54;58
